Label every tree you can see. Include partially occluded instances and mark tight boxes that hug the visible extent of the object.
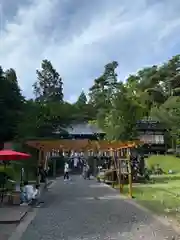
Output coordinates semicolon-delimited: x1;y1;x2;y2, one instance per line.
71;91;96;122
2;54;180;146
89;61;118;107
76;91;87;107
103;83;144;140
88;61;119;128
0;67;24;143
17;100;72;139
151;96;180;148
125;67;166;117
33;59;63;102
158;55;180;97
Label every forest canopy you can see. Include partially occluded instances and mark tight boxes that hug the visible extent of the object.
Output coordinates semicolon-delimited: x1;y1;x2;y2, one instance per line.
1;55;180;147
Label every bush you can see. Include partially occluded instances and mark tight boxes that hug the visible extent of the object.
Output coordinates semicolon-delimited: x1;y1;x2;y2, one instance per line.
149;164;155;173
0;165;15;180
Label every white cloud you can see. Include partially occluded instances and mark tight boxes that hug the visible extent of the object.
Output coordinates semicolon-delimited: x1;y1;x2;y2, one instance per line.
0;0;180;101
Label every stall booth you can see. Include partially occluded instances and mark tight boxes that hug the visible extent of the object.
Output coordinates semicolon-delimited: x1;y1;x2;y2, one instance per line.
86;140;141;198
25;139;141;198
93;140;140;198
26;140;92;180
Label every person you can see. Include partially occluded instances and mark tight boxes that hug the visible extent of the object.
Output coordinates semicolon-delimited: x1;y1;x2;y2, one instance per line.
64;162;69;181
73;152;79;168
82;164;90;179
32;184;40;200
20;181;35;206
38;164;46;183
44;166;50;189
86;164;91;180
29;184;41;205
82;164;87;179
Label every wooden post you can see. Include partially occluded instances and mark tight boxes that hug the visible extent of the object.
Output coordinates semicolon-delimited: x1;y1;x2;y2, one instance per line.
52;149;57;177
127;148;133;198
117;150;122;193
42;150;45;169
44;150;47;170
93;155;97;177
53;158;56;177
38;148;42;165
93;147;98;177
37;148;42;184
110;149;115;188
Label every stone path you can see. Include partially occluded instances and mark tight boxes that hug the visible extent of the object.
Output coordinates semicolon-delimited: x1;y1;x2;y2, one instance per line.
0;206;29;224
0;224;17;240
20;176;179;239
0;206;29;239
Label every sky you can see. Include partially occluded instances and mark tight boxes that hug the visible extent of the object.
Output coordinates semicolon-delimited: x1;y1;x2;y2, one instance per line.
0;0;180;102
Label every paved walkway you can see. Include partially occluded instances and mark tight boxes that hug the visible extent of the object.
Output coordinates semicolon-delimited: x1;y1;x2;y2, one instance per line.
20;176;178;239
0;206;29;224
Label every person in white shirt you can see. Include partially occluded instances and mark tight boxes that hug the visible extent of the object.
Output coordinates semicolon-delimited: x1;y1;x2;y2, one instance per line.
64;162;69;180
20;181;35;205
73;152;79;168
32;184;40;200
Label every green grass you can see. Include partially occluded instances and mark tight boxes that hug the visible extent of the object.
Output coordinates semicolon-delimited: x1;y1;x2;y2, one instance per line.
146;155;180;173
120;183;180;221
114;155;180;223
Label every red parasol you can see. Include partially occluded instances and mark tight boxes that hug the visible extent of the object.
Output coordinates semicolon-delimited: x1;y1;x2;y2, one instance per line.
0;150;31;161
0;150;31;203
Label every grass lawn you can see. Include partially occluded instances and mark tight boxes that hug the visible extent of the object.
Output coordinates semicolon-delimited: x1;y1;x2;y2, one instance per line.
146;154;180;173
115;155;180;224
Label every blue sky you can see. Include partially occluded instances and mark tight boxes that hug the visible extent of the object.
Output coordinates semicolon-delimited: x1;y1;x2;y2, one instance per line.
0;0;180;102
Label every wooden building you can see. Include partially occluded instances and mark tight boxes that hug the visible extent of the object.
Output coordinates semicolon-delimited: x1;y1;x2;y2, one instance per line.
136;119;166;154
54;120;166;154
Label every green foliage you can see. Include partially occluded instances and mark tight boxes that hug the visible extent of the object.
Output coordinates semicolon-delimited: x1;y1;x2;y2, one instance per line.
0;67;24;142
1;54;180;146
151;96;180;147
0;165;15;180
87;55;180;143
33;59;63;102
146;155;180;173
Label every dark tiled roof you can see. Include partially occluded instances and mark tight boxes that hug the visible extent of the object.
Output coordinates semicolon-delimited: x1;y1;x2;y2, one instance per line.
54;123;105;135
65;123;104;135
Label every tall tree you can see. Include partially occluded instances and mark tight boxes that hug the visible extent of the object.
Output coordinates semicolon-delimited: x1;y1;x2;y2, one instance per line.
33;59;63;102
72;91;96;121
89;61;118;108
158;55;180;97
17;100;71;139
104;82;144;140
89;61;118;127
76;91;87;107
0;67;24;143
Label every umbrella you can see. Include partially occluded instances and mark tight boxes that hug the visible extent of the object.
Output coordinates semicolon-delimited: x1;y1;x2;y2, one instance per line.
0;150;31;204
0;150;31;161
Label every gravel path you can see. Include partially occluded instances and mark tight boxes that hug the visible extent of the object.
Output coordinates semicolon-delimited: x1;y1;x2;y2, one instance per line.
20;176;179;239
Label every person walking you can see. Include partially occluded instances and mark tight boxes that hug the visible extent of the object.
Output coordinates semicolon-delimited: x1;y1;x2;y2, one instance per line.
44;166;50;189
64;162;69;181
82;163;90;180
86;164;91;180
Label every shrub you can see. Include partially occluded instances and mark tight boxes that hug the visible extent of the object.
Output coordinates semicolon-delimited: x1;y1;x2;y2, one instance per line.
0;165;15;180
